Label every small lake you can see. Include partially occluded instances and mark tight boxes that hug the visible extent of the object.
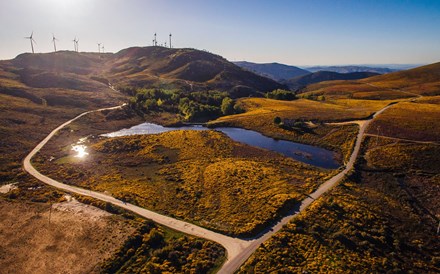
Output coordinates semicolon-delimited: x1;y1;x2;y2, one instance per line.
102;123;340;169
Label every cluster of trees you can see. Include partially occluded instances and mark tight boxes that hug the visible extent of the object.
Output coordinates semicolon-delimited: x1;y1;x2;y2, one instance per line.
100;220;225;273
265;89;297;100
125;87;242;121
273;116;309;132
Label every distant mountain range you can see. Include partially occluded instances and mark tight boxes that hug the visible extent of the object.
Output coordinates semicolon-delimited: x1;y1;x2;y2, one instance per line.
303;66;396;74
304;61;440;98
233;61;398;89
233;61;310;81
285;71;380;90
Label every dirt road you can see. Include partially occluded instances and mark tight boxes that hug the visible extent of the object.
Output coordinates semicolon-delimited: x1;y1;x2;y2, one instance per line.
217;103;395;273
24;103;395;273
22;104;251;268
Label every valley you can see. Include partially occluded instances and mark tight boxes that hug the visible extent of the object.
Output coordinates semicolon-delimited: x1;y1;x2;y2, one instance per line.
0;47;439;273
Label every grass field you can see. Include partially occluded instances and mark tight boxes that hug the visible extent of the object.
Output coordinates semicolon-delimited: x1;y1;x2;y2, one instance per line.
239;175;439;273
368;102;440;142
239;124;440;273
209;98;391;162
34;124;334;237
303;62;440;99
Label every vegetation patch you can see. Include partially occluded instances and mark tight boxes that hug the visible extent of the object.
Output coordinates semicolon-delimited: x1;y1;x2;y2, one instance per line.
208;98;387;162
239;176;439;273
35;129;332;237
100;220;225;274
368;102;440;142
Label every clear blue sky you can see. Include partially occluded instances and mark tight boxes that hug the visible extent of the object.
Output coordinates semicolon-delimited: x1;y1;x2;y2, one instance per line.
1;0;439;65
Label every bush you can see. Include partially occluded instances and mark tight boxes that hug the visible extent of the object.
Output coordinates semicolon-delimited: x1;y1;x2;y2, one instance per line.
266;89;297;100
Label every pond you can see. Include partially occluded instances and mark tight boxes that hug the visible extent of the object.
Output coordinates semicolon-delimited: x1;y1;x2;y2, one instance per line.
102;123;340;169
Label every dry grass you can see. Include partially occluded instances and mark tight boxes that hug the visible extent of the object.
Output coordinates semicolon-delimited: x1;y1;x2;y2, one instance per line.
35;129;333;237
239;175;439;273
0;198;135;274
368;102;440;142
304;62;440;99
208;98;390;161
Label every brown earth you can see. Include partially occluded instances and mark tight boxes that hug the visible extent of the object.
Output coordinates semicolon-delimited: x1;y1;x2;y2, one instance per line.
0;198;135;274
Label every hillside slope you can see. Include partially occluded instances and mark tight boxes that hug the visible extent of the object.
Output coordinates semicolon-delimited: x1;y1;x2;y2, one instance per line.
304;61;440;99
286;71;379;90
106;47;285;96
234;61;310;81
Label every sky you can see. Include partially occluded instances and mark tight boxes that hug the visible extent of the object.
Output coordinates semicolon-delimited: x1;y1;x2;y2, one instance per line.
1;0;440;66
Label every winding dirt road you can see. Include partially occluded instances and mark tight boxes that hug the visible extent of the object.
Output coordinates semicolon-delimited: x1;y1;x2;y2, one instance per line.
23;103;394;273
23;104;251;265
217;103;395;273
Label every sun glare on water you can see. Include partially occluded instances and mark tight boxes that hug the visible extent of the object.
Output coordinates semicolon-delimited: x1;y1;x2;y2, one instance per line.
72;145;89;158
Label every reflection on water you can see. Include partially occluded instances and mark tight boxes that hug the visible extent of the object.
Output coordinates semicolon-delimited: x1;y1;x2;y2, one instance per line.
72;144;89;158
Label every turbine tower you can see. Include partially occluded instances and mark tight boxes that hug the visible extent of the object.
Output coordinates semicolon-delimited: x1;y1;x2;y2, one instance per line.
72;37;79;52
25;32;36;53
169;33;172;48
52;34;58;52
154;33;157;46
72;37;77;52
101;44;105;53
97;43;101;53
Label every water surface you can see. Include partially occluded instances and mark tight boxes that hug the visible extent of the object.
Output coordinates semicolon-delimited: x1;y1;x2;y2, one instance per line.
102;123;339;169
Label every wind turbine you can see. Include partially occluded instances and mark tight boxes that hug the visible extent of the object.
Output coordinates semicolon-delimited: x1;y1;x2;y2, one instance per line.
25;31;36;53
52;33;58;52
72;37;77;51
154;33;157;46
97;43;101;53
72;37;79;52
75;38;79;52
101;44;105;53
169;33;172;48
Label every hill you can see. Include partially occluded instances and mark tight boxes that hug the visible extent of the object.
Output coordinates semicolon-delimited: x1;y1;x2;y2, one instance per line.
286;71;379;90
106;47;286;96
233;61;310;81
304;61;440;99
304;65;396;74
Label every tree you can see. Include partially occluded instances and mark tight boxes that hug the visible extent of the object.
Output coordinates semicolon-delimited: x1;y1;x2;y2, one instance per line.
221;97;234;115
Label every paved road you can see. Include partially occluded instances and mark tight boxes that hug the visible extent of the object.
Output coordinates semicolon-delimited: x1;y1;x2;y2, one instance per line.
24;103;395;273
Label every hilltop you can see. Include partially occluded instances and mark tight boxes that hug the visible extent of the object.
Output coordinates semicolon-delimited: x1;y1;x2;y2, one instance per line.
1;47;285;99
234;61;310;81
106;47;285;95
285;71;379;90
